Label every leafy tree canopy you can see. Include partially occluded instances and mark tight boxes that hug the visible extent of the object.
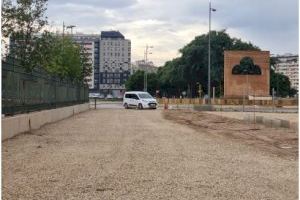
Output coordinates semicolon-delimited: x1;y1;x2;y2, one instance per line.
127;30;296;98
2;0;92;84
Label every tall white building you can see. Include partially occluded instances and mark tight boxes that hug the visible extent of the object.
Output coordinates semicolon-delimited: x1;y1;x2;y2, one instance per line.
274;54;298;89
70;31;131;97
99;31;131;98
71;34;99;90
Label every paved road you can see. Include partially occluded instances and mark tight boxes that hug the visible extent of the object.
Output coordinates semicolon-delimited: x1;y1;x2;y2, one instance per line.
89;101;124;109
2;109;298;199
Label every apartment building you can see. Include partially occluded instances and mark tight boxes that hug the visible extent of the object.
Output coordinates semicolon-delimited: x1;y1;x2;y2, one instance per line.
99;31;131;98
71;31;131;97
273;54;298;89
72;34;99;89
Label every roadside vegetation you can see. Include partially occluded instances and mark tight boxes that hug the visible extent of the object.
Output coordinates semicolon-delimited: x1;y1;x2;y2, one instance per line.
126;30;297;98
2;0;92;84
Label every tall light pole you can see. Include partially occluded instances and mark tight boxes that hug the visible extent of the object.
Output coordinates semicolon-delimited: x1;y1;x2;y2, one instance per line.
208;0;216;104
144;44;153;92
66;25;76;35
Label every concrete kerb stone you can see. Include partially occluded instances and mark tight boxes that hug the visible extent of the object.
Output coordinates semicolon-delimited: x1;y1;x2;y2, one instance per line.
280;119;290;128
244;115;297;130
2;103;90;141
255;116;263;123
262;118;273;127
290;122;298;132
272;119;281;128
243;115;256;123
193;105;215;111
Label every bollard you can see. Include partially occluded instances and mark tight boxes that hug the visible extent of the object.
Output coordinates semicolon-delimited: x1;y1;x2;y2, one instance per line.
164;101;168;110
94;98;96;109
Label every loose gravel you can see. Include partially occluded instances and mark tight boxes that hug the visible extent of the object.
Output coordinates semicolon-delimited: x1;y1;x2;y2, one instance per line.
2;109;298;199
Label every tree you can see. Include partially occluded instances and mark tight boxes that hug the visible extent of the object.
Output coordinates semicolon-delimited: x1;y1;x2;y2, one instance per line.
157;58;186;97
269;57;298;97
2;0;48;71
158;30;259;97
125;70;159;96
2;0;92;83
270;68;297;97
34;34;92;83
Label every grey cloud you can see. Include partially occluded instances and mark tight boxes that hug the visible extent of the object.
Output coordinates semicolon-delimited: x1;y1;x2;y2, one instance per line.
48;0;137;9
46;0;298;65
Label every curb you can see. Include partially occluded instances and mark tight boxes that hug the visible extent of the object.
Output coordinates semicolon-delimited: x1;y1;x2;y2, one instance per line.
243;115;298;131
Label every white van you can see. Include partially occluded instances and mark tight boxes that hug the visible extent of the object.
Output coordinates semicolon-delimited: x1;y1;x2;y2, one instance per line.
123;91;157;109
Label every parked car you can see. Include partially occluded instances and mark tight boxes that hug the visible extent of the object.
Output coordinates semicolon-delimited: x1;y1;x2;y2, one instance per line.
105;94;114;99
123;91;157;109
89;93;100;98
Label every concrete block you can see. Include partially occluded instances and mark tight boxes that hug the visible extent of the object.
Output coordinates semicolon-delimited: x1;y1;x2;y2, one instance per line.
263;118;273;127
280;119;290;128
29;111;45;130
2;116;19;140
243;115;256;123
193;105;214;111
243;115;250;122
272;119;281;128
18;114;30;133
290;122;298;132
255;116;263;123
2;103;90;141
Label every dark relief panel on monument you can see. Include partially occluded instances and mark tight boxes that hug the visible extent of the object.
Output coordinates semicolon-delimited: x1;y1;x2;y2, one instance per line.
232;57;262;75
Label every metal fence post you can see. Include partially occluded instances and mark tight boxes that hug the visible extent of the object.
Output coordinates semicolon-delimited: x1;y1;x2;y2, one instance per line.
272;88;275;113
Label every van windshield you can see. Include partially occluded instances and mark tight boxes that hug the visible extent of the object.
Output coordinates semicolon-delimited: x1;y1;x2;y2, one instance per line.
138;93;153;99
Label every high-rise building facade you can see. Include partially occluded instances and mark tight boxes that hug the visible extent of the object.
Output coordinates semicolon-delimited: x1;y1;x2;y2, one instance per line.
72;34;99;89
99;31;131;98
273;54;298;89
72;34;99;90
71;31;131;97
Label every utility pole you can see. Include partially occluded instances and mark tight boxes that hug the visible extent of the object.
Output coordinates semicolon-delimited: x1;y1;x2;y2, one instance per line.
208;0;216;104
144;44;153;92
66;25;76;35
62;21;65;38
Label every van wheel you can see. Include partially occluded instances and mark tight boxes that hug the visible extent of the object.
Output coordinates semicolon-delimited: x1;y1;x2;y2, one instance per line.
138;103;143;110
124;103;129;109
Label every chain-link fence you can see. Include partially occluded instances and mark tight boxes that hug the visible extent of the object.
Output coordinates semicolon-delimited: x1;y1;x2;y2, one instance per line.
2;59;89;115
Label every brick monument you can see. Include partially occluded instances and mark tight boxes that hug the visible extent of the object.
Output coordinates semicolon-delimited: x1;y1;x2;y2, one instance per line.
224;51;270;98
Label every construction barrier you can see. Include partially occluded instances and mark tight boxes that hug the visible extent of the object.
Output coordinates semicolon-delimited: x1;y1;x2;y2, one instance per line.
157;98;298;106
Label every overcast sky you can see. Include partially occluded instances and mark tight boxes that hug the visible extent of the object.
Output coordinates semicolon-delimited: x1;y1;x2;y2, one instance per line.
46;0;299;66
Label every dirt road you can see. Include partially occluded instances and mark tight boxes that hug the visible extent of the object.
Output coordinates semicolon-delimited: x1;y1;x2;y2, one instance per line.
2;109;298;199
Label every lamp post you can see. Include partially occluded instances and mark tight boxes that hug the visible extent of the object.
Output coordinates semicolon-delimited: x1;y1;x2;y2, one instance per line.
66;25;76;35
208;0;216;104
144;44;153;92
243;69;249;112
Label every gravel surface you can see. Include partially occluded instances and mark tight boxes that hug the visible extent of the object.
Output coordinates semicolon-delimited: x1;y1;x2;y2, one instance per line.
2;109;298;199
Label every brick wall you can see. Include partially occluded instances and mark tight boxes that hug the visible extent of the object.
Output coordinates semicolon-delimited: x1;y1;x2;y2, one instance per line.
224;51;270;98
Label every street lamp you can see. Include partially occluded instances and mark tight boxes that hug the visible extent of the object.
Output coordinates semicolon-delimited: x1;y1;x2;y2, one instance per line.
144;45;154;92
242;69;249;112
66;25;76;35
208;0;216;104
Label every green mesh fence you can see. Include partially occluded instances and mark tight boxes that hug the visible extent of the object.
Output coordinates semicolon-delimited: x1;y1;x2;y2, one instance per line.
2;59;89;115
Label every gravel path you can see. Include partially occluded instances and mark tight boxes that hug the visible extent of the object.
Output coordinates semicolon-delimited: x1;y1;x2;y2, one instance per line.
2;109;298;199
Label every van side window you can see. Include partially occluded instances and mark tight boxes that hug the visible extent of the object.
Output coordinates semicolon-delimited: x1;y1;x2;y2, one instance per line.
125;94;130;98
132;94;139;100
